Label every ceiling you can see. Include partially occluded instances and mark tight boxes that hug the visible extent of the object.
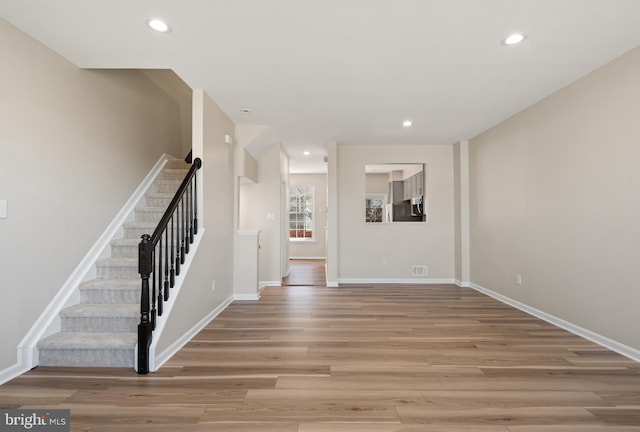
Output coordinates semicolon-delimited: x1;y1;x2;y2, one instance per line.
2;0;640;173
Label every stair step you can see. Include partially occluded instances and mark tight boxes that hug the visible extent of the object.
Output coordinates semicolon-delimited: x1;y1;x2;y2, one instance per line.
60;304;138;332
122;221;158;239
38;332;136;367
96;257;138;279
135;206;170;223
165;158;190;169
153;179;182;194
110;238;140;259
144;192;175;208
80;279;140;304
161;168;189;181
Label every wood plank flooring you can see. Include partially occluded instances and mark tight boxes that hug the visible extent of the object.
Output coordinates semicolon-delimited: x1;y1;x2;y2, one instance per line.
2;282;640;431
283;259;326;286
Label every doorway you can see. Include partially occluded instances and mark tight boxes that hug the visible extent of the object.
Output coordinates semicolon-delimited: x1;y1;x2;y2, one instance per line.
283;259;326;286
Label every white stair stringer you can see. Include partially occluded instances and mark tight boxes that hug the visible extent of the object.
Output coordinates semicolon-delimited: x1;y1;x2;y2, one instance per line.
37;157;190;368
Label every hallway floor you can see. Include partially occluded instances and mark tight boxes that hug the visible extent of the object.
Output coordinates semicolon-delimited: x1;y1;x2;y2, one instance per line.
283;259;326;286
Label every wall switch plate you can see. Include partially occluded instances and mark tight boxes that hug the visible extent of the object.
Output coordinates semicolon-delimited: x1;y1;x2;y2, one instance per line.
211;280;216;292
0;200;7;218
516;274;523;285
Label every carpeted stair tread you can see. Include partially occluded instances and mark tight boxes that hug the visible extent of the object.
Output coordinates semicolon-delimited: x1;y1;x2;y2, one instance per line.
161;168;189;179
80;279;139;290
136;206;172;213
60;303;138;318
110;238;141;247
145;192;177;198
79;279;140;304
38;332;136;350
122;221;158;230
96;257;137;264
154;180;182;188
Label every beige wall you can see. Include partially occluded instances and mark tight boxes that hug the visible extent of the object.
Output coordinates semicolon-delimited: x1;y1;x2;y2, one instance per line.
0;19;184;371
453;142;462;282
289;173;327;259
365;173;389;195
156;90;235;354
141;69;193;156
337;144;455;282
469;46;640;352
239;144;289;285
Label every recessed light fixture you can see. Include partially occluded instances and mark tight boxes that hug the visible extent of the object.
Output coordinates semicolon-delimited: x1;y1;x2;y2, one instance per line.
502;33;526;46
303;151;311;156
403;120;413;128
146;18;171;33
241;108;252;114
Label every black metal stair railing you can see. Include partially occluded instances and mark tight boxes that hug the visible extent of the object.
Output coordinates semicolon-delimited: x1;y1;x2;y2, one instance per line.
137;157;202;374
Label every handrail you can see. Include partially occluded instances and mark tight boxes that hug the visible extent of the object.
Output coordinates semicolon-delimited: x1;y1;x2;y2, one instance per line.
137;157;202;374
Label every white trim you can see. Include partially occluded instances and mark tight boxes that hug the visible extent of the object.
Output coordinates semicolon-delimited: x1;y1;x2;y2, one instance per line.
9;153;172;381
259;281;282;288
0;363;30;386
152;292;234;372
290;256;326;260
145;229;205;372
470;282;640;363
338;278;456;285
234;294;261;301
455;279;471;288
326;281;340;288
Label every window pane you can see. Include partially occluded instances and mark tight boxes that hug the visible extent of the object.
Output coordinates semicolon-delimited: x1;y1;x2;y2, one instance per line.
289;185;313;239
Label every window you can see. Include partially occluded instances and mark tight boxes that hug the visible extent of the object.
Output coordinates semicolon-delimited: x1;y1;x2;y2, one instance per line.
289;186;314;240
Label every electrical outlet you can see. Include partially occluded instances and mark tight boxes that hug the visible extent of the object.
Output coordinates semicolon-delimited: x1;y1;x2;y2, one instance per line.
0;200;7;219
382;258;388;266
515;274;522;285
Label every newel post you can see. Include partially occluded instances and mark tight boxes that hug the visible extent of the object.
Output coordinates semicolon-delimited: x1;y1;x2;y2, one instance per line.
137;234;153;374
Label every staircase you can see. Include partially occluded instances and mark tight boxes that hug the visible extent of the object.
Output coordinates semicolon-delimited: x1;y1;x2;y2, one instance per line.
37;158;189;368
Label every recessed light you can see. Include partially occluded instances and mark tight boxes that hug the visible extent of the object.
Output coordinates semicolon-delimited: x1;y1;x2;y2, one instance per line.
502;33;526;46
147;18;171;33
403;120;413;128
303;151;311;156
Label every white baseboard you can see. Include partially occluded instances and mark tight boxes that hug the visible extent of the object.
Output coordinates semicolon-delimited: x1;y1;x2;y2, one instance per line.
289;256;326;260
10;153;173;381
152;293;234;372
0;363;31;386
455;279;471;287
259;281;282;288
470;282;640;363
326;281;340;288
234;293;261;301
338;278;456;285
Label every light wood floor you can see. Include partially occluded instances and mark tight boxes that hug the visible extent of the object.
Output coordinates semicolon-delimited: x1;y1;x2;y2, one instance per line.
283;259;326;286
2;282;640;431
